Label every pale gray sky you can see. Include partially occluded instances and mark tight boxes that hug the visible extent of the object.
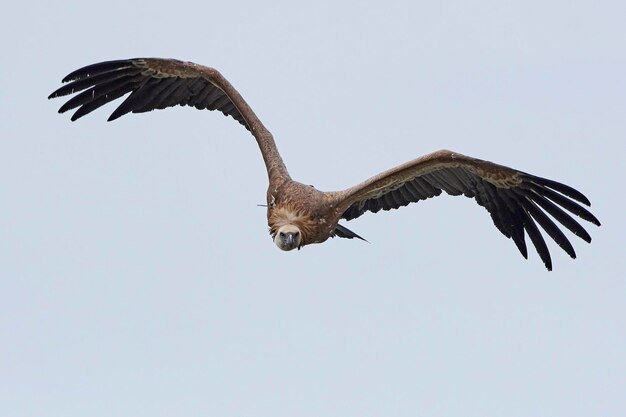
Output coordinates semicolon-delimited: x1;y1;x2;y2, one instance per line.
1;1;625;416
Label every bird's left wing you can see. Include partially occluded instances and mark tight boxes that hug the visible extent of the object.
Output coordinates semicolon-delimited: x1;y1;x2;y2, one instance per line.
332;150;600;270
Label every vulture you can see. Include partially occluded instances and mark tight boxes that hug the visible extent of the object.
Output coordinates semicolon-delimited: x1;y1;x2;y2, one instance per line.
49;58;600;270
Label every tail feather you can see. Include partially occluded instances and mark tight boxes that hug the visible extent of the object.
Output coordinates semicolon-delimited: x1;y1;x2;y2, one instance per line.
334;224;368;242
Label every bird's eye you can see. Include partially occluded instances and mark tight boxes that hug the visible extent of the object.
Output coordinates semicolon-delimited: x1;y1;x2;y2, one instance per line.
294;231;299;237
279;232;285;237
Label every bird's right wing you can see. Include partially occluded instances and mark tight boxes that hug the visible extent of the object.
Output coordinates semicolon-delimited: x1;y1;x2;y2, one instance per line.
49;58;289;180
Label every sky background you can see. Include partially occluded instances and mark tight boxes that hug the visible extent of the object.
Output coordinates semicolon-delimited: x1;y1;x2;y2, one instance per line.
1;1;625;416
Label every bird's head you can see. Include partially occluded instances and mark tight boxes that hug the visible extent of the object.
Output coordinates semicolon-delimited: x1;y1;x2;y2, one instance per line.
274;224;302;251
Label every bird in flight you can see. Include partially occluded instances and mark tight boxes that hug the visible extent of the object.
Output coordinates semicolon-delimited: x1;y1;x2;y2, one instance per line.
49;58;600;270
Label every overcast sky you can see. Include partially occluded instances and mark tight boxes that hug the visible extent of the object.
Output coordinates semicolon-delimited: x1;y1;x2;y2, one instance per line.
1;1;625;416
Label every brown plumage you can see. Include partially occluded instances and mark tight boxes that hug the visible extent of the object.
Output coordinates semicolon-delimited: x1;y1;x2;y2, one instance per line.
49;57;601;270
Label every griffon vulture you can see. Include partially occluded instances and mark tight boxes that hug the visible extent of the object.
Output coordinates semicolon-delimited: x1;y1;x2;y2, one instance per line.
49;58;600;270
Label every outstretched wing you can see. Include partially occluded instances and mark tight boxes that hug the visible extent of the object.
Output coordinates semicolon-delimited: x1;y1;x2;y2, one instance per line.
333;150;600;270
49;58;290;180
49;58;253;127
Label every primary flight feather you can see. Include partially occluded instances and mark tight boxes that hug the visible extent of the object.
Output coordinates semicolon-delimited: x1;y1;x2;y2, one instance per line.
49;58;600;270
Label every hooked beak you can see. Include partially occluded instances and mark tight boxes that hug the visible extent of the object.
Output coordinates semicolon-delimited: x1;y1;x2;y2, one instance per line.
285;232;296;247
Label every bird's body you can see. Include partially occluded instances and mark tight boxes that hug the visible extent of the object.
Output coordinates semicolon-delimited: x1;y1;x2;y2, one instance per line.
267;180;336;248
49;57;600;269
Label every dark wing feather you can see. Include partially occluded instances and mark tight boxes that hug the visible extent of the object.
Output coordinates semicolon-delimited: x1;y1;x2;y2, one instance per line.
49;58;249;128
335;150;600;270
